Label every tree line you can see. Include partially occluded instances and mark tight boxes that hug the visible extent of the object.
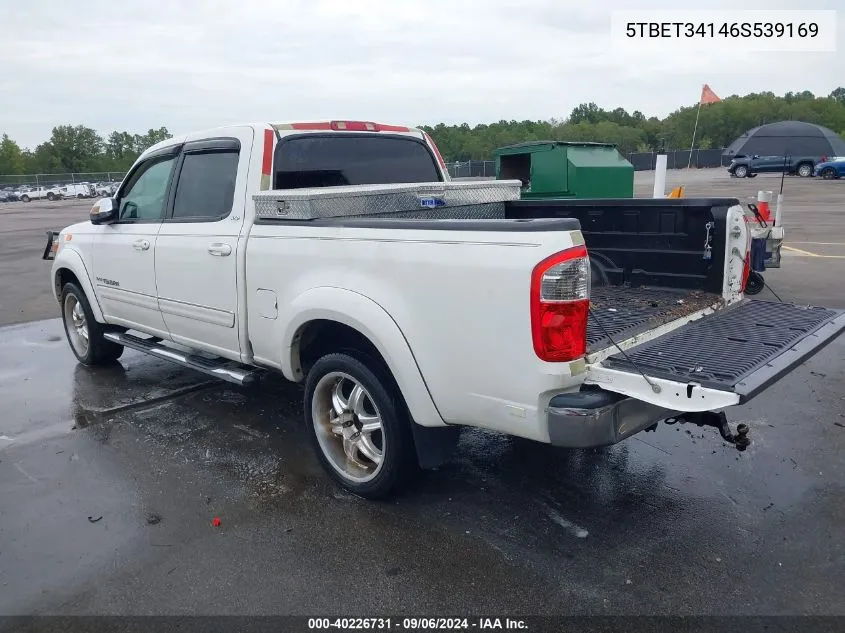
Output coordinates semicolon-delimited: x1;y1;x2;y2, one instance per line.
0;126;172;176
419;87;845;161
2;88;845;174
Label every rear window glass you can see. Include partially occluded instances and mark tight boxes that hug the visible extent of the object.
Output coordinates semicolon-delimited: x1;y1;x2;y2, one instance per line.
273;135;441;189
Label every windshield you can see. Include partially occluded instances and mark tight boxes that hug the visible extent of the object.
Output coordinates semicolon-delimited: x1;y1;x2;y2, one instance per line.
273;133;442;189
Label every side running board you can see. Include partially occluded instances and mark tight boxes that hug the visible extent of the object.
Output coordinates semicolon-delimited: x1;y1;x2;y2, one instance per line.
104;332;264;386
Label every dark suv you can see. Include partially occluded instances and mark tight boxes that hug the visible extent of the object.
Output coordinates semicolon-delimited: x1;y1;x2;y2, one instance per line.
728;154;820;178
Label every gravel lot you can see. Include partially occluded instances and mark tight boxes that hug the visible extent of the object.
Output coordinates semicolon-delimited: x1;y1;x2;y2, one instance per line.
1;169;843;619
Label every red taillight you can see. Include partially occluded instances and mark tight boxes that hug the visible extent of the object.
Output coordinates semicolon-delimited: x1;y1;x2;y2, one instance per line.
423;131;447;171
530;245;590;362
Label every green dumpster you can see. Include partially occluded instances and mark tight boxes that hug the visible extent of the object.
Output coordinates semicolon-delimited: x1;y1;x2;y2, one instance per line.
493;141;634;199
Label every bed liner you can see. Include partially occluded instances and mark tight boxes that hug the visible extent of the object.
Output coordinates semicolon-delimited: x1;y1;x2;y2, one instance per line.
587;286;722;354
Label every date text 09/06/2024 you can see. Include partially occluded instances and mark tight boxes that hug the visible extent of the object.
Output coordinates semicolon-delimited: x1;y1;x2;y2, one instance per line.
625;22;819;39
307;618;528;630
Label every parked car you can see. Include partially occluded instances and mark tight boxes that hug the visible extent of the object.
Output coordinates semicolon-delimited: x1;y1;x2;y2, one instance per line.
728;154;819;178
813;158;845;180
43;120;845;499
61;184;95;199
19;185;63;202
94;182;119;197
1;187;20;202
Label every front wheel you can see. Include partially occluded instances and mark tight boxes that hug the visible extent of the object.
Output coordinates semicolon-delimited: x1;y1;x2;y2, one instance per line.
733;165;748;178
304;352;417;499
47;192;56;201
61;283;124;365
821;167;837;180
797;163;813;178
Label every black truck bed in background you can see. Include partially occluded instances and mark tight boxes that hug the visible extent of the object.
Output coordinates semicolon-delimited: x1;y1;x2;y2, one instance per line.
587;287;722;354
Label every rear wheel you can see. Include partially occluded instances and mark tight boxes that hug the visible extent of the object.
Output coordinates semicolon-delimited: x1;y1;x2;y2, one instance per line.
47;192;56;201
797;163;813;178
21;194;30;202
77;193;84;198
61;283;124;365
304;352;417;499
734;165;748;178
821;167;837;180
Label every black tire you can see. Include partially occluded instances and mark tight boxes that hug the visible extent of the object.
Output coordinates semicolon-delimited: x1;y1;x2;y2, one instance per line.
21;194;30;202
77;193;84;199
797;163;813;178
821;167;837;180
304;352;417;499
734;165;748;178
745;271;764;296
60;282;124;365
47;192;56;201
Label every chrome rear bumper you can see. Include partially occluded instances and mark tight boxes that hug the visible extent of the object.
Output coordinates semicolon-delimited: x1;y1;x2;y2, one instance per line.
546;389;675;448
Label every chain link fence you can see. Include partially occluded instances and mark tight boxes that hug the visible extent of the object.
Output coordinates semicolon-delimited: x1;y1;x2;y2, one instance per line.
625;148;733;171
0;172;127;189
445;149;732;178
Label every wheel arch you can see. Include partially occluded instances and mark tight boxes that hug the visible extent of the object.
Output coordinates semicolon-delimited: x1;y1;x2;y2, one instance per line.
51;248;105;323
281;287;445;428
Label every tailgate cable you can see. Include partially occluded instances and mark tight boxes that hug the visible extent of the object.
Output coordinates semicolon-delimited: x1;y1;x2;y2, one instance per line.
588;306;662;394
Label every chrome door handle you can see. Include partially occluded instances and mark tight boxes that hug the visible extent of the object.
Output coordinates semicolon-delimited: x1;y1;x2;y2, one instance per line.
208;243;232;256
132;239;150;251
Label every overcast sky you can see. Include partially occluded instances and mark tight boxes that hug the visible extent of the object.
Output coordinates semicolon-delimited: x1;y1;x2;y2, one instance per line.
2;0;842;149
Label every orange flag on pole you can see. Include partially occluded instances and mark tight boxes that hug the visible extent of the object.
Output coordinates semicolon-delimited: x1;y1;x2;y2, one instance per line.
700;84;721;105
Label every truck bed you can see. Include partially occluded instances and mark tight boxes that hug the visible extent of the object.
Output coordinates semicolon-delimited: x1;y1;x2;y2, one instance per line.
587;287;722;354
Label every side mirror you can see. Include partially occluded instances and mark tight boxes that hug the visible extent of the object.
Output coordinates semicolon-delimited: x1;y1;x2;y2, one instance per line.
90;198;118;225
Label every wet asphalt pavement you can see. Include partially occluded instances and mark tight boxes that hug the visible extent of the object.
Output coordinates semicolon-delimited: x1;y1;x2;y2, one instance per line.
2;317;844;616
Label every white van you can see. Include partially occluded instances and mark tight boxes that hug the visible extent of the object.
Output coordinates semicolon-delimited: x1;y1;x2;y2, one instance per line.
61;184;94;199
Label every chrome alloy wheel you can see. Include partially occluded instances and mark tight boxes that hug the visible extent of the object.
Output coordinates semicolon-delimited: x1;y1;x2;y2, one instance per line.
64;293;89;357
311;371;385;483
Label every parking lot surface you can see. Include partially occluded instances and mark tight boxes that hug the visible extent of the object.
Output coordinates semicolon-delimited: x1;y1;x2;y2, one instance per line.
1;169;843;616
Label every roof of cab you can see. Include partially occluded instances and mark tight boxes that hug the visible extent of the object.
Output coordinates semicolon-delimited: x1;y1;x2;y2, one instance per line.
139;121;426;160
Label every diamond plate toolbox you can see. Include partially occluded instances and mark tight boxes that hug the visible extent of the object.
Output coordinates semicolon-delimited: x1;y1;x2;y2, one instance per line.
252;180;523;221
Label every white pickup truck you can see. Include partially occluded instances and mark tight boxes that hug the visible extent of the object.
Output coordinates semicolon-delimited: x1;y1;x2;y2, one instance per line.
44;120;845;498
20;185;63;202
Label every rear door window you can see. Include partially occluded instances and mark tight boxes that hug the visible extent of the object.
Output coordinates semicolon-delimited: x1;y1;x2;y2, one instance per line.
273;134;441;189
171;150;239;221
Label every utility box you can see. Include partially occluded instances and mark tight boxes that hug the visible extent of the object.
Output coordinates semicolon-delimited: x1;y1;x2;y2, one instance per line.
493;141;634;199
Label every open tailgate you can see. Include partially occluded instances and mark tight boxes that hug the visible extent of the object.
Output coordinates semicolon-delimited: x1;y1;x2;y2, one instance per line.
585;299;845;411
